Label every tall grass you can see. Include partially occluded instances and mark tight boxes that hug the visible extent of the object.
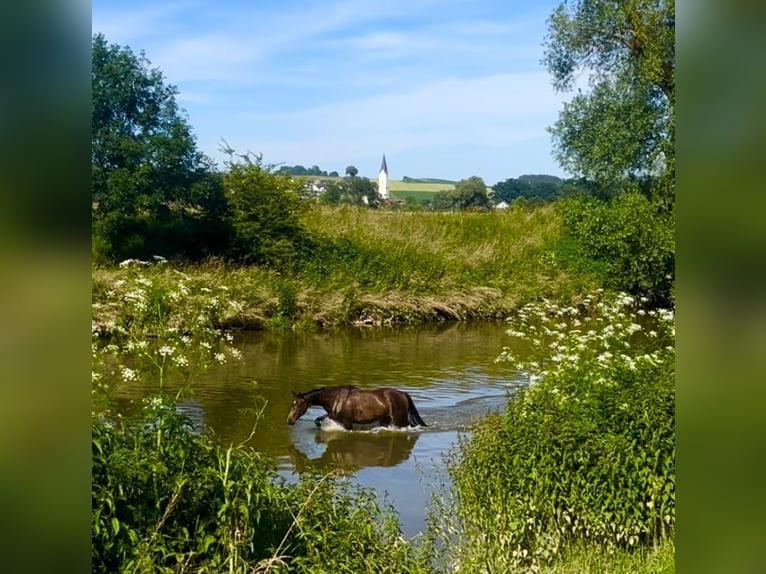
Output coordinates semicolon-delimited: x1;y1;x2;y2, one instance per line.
93;205;597;331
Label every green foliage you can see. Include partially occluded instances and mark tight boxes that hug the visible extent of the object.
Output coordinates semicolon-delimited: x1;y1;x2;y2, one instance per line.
550;80;669;188
93;206;596;330
321;175;381;207
92;398;427;573
444;293;675;571
345;165;359;177
492;175;565;204
429;176;490;211
223;152;311;269
555;192;675;307
91;34;227;261
543;0;674;195
453;176;491;210
277;164;330;176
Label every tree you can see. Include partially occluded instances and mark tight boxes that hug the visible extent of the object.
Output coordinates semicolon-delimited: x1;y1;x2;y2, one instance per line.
453;176;491;210
222;151;309;268
321;175;381;207
492;175;564;204
431;189;459;211
91;33;221;260
345;165;358;177
542;0;674;197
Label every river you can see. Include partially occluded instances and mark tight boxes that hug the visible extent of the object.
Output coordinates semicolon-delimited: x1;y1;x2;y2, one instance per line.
111;320;529;538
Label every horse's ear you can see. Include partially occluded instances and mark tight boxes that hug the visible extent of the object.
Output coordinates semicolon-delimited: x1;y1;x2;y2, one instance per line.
292;390;299;398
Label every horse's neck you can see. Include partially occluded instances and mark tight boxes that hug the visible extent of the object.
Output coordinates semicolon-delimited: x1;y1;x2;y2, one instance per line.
309;387;348;412
307;389;336;410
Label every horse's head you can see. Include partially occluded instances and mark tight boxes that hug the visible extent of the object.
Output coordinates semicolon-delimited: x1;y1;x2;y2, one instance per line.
286;391;309;425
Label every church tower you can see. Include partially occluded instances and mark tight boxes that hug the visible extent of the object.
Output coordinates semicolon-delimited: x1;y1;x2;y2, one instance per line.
378;153;389;200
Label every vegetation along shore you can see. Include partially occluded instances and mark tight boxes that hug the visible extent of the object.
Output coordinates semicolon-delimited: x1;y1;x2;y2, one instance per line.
92;0;675;571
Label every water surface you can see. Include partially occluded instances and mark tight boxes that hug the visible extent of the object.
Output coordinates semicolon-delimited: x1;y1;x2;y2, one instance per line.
113;320;527;537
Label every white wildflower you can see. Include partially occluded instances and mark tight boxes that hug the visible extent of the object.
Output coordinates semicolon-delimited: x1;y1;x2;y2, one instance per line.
121;367;138;381
158;345;175;357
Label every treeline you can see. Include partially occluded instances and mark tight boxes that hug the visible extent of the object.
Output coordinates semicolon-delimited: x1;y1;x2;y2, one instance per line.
277;164;339;177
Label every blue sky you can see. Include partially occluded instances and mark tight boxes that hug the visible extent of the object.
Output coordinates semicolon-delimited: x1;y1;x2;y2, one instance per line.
92;0;575;184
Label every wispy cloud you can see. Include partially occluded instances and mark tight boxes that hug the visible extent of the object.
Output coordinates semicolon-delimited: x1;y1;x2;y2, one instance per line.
92;0;570;182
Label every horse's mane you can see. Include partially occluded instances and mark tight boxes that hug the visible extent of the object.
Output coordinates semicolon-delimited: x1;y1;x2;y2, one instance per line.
303;385;358;399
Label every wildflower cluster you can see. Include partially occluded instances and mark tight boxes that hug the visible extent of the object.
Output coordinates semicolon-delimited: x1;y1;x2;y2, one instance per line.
92;259;243;409
449;291;675;571
496;289;674;387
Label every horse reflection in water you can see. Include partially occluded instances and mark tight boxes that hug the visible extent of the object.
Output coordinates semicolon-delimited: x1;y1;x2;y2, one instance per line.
286;385;427;430
288;431;419;473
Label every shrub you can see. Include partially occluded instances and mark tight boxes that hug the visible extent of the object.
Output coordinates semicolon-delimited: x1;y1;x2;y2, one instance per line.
556;193;675;307
445;292;675;571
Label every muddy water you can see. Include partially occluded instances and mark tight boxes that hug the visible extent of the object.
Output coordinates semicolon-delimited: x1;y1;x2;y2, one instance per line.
112;320;528;537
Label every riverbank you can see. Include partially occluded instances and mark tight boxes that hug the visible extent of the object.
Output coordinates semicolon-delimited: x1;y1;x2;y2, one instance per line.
92;204;598;334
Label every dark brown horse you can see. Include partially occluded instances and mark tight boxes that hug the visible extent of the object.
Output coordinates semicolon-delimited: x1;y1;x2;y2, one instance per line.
286;385;427;430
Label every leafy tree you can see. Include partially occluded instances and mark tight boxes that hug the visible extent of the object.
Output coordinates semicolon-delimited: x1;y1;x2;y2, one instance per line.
345;165;359;177
222;151;309;268
492;175;564;204
321;175;381;207
453;176;491;210
431;189;459;211
329;171;339;177
91;33;224;260
542;0;674;197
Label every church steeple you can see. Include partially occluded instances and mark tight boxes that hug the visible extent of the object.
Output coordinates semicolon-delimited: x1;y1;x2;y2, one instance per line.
378;153;389;199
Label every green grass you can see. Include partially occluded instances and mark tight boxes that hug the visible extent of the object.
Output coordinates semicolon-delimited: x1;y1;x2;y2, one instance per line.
93;204;598;331
538;538;675;574
388;180;455;193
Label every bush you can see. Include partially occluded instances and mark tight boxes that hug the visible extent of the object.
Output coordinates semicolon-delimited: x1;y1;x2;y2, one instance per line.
556;193;675;307
445;292;675;571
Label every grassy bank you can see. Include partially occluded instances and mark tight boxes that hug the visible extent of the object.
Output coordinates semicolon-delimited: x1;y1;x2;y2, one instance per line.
428;292;675;572
92;204;596;332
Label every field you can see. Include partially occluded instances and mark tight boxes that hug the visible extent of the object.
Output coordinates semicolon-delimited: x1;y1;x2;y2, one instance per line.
388;180;455;192
386;180;452;202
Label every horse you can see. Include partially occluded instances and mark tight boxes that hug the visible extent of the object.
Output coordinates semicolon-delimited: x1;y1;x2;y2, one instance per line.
286;385;427;430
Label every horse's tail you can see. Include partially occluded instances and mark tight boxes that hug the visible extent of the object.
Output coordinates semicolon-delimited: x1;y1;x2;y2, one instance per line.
406;393;427;427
